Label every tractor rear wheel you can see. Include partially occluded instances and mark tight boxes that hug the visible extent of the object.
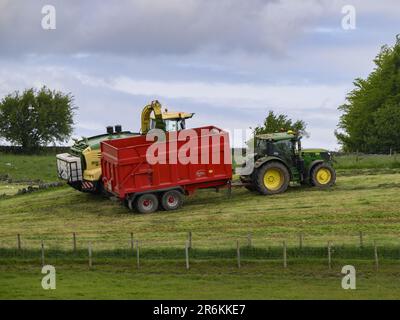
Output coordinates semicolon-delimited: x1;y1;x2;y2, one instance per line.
161;190;184;211
310;163;336;188
135;193;159;214
254;162;290;195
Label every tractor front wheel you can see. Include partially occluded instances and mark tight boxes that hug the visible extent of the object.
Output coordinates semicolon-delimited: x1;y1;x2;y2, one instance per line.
255;162;290;195
310;163;336;188
135;193;159;214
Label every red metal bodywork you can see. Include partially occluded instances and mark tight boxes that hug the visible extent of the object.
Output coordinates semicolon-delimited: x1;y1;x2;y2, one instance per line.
101;126;232;199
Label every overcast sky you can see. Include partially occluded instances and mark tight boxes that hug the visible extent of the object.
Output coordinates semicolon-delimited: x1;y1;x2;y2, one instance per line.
0;0;399;149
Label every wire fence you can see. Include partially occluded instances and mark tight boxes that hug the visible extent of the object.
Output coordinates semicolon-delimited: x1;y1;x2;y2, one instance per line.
0;230;396;251
1;231;400;272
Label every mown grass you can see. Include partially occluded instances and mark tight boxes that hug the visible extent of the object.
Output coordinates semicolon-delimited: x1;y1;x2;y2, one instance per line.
1;173;400;249
1;258;400;299
1;153;400;299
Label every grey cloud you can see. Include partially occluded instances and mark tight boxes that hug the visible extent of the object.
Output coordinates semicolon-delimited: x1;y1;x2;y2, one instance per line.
0;0;326;56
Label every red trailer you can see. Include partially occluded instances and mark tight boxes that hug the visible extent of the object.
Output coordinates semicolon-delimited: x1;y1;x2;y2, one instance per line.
101;126;232;213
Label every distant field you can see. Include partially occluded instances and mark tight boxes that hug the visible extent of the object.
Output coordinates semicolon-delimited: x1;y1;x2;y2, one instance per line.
0;153;57;182
334;154;400;170
0;151;399;182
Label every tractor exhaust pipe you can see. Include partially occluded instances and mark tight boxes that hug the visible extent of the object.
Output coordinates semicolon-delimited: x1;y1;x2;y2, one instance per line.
115;125;122;134
106;126;114;135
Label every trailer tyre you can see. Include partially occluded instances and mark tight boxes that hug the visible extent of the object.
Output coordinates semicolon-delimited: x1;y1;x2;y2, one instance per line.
135;193;159;214
161;190;183;211
255;161;290;195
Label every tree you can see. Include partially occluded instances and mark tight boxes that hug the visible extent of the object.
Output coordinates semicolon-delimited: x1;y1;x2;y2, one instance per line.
253;110;307;136
0;87;76;152
336;36;400;153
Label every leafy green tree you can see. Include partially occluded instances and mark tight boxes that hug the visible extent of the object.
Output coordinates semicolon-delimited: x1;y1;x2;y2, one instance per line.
0;87;76;152
253;110;307;136
336;36;400;153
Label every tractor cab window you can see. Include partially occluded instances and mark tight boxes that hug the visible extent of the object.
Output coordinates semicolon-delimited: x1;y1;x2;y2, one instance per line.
273;140;292;156
271;140;294;164
150;119;186;132
164;119;186;131
255;139;268;154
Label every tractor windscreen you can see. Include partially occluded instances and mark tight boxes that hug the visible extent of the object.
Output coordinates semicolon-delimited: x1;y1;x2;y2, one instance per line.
150;118;186;131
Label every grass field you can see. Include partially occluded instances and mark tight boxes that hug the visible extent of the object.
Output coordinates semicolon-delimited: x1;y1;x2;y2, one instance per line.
1;151;400;299
1;258;399;299
0;152;57;182
1;172;400;249
334;154;400;170
1;152;399;183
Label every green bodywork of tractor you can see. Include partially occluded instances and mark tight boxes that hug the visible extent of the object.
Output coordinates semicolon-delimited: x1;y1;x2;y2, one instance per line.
240;131;336;195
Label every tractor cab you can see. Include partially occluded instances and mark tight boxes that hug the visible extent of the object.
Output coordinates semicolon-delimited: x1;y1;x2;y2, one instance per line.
150;111;194;132
254;131;300;164
241;130;336;195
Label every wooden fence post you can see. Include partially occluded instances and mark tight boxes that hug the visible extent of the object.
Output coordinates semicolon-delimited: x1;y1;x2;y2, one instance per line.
299;233;303;249
283;241;287;269
237;240;241;269
328;241;332;270
136;240;140;269
41;240;45;267
188;231;192;249
130;233;134;251
88;242;92;269
17;234;21;251
73;232;77;252
374;241;379;272
185;241;190;270
359;231;364;249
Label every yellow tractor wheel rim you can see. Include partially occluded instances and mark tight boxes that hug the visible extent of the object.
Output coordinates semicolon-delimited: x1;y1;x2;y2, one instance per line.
316;168;332;185
263;168;284;191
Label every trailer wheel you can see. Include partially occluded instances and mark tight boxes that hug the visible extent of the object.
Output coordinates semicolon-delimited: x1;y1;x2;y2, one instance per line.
161;190;183;211
135;193;159;214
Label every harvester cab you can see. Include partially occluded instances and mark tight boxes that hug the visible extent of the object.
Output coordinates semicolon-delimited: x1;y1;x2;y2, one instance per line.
56;100;194;193
240;131;336;195
141;100;194;134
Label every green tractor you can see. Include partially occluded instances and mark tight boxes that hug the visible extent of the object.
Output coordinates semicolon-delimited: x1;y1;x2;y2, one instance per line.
240;131;336;195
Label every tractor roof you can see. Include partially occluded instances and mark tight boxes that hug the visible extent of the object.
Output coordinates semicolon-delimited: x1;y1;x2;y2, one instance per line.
150;112;194;120
256;131;299;141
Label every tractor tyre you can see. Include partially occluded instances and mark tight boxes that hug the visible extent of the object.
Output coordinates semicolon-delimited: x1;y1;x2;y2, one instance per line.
161;190;184;211
310;163;336;188
254;162;290;195
135;193;159;214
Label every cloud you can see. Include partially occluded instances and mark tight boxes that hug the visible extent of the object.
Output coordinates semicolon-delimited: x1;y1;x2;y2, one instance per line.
0;0;327;56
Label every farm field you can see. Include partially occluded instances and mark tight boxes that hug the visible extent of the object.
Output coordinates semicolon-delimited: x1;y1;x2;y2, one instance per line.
1;172;400;248
1;152;400;299
1;258;400;299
